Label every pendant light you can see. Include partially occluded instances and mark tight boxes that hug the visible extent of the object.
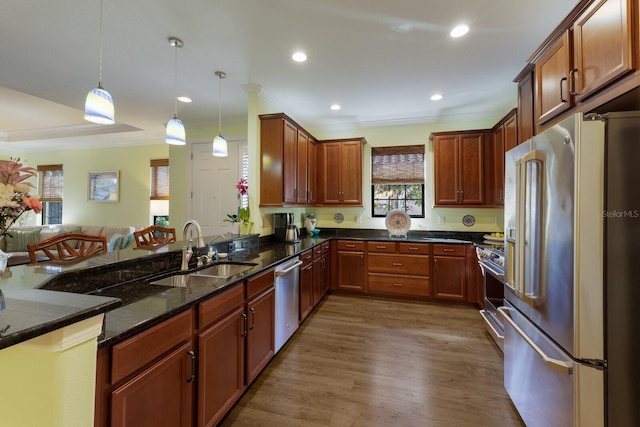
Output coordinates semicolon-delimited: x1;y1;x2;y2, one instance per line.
166;36;186;145
212;70;228;157
84;0;115;124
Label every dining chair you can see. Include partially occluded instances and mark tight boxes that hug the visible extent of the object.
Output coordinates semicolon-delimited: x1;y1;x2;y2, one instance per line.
27;232;108;264
133;226;177;249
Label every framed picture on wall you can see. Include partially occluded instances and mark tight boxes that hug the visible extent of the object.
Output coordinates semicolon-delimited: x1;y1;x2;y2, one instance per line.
88;170;119;202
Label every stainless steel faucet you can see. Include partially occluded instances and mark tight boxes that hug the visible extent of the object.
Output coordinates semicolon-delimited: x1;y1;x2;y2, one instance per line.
181;220;206;271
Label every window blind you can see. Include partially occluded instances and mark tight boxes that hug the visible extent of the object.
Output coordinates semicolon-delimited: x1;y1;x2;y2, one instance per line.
150;159;169;200
371;145;425;184
37;164;63;202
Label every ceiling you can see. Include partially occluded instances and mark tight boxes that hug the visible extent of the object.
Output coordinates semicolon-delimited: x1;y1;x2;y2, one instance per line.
0;0;579;151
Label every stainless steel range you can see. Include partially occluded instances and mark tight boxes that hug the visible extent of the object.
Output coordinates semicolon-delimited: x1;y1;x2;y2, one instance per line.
475;244;505;351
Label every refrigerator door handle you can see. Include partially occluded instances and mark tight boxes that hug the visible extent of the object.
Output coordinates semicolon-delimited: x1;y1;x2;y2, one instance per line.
515;150;546;307
498;307;572;375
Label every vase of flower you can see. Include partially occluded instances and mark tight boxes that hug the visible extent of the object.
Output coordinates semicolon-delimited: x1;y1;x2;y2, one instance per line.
232;222;241;235
0;158;43;243
240;221;253;236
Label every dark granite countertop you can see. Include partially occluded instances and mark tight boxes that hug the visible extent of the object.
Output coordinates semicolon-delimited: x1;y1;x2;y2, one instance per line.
0;229;492;350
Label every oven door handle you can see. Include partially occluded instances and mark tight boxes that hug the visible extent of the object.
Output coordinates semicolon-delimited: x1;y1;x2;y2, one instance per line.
498;307;573;375
479;310;504;340
478;261;504;280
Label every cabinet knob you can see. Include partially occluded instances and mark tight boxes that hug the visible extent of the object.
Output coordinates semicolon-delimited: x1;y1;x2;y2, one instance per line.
187;350;195;383
241;313;248;337
443;248;455;252
250;307;256;330
392;262;403;266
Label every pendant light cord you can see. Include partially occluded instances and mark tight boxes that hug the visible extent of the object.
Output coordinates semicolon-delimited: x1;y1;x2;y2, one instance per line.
173;43;178;117
218;74;222;135
98;0;104;87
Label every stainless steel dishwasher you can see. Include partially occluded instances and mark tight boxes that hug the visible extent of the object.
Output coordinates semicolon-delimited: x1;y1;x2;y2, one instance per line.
274;257;302;353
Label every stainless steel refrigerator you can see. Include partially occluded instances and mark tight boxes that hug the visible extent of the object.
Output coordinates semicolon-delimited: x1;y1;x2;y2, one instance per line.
502;111;640;427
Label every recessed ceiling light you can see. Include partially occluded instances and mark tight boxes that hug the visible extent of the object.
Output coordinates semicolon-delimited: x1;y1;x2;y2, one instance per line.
177;96;192;103
330;104;341;111
292;51;307;62
450;25;469;38
430;94;443;101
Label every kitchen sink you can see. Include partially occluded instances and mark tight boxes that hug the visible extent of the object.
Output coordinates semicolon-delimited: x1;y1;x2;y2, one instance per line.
191;262;258;278
150;262;258;287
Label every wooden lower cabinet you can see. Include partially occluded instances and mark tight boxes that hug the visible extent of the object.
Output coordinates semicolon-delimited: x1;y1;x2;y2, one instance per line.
366;242;431;298
299;250;314;322
333;241;366;292
198;305;245;427
111;341;194;427
246;287;275;384
432;244;467;300
107;309;195;427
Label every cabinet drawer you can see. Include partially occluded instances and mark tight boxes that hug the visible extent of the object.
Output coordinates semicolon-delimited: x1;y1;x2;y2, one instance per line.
366;241;396;253
112;309;193;384
368;273;430;297
337;240;365;251
199;283;244;329
398;243;430;255
432;244;466;257
321;242;330;254
300;249;313;265
312;245;323;259
368;253;430;275
247;268;274;300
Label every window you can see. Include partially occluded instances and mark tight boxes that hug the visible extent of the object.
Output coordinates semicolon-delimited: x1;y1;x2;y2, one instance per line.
371;145;425;217
38;164;63;225
150;159;169;200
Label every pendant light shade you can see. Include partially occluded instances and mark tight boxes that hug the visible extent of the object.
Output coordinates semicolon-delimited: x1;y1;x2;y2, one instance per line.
85;85;115;124
85;0;115;124
166;115;186;146
212;71;228;157
166;37;186;145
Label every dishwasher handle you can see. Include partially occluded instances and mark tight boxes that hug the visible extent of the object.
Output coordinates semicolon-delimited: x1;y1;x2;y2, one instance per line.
275;260;303;276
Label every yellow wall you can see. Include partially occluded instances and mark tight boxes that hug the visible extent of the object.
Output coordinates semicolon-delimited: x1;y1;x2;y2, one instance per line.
14;145;168;229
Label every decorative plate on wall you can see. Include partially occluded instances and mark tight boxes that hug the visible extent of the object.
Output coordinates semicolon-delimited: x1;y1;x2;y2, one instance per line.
462;214;476;227
385;209;411;237
333;213;344;224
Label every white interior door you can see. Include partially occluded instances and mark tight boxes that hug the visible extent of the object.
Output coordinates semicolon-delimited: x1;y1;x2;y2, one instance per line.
191;140;242;237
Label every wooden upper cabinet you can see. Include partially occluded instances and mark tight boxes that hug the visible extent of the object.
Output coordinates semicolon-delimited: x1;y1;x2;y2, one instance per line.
504;111;518;152
488;109;517;207
433;132;485;206
317;138;366;206
295;130;309;204
572;0;634;102
308;138;317;205
259;113;315;206
536;30;572;124
516;66;534;144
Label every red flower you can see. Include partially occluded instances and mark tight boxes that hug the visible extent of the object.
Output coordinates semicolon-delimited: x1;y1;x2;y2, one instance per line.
236;178;248;196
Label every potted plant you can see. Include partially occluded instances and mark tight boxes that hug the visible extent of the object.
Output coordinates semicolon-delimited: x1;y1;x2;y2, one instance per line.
224;212;242;235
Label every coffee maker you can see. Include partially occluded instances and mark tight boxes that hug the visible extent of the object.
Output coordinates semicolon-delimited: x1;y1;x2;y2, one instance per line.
274;213;298;242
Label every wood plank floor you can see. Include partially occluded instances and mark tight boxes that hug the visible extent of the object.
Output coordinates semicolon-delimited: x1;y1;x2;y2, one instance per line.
220;294;524;427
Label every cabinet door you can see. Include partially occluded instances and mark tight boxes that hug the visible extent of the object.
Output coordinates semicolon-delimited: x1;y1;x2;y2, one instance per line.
299;261;314;322
321;254;330;297
340;141;363;205
517;69;535;144
308;139;317;204
336;250;365;292
433;256;466;300
573;0;633;101
247;288;275;384
283;120;298;204
459;134;484;204
433;135;459;205
313;257;324;305
296;130;309;204
111;342;194;427
504;113;518;152
536;31;572;124
319;142;342;203
198;306;245;427
492;125;505;206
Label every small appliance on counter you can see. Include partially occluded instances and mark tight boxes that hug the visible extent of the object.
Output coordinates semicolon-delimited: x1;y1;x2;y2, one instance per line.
285;224;299;243
274;213;295;242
